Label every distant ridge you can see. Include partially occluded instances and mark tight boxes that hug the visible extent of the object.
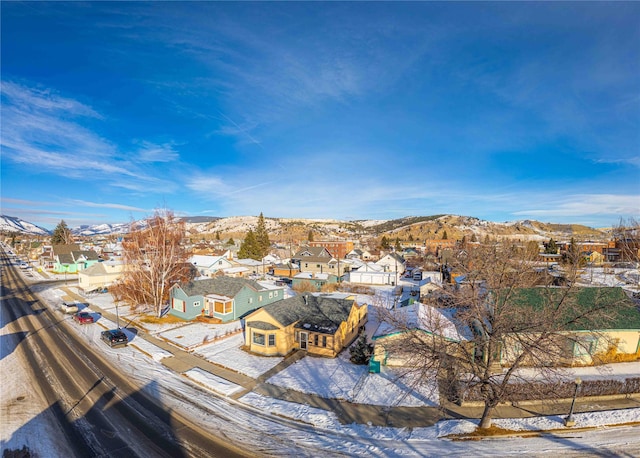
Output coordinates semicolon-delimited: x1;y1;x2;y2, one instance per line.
0;213;607;242
0;215;50;235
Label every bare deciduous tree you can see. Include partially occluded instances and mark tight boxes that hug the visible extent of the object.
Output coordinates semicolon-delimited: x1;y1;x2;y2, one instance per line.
112;210;192;317
377;242;635;430
614;217;640;265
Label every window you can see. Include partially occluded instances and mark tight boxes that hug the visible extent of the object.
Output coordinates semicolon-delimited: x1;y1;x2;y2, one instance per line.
214;301;232;314
253;332;265;346
314;334;319;346
192;301;200;308
268;292;273;299
274;291;279;297
305;263;308;268
294;331;299;342
268;334;275;346
259;295;263;302
574;337;598;356
248;297;253;304
218;260;223;265
322;335;327;347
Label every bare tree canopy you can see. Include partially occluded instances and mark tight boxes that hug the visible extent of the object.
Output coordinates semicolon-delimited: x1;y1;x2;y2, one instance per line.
111;210;192;317
377;242;638;429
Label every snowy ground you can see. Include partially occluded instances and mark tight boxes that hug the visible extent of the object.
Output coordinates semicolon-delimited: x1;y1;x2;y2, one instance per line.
3;265;640;456
579;266;640;291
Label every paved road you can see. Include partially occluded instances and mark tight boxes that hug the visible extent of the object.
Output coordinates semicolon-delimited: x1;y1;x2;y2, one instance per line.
1;249;250;458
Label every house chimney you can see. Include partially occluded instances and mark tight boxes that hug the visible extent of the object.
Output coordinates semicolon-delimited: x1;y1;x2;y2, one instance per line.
303;294;308;305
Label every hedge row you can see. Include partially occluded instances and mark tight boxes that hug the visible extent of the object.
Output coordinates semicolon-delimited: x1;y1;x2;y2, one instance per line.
444;377;640;403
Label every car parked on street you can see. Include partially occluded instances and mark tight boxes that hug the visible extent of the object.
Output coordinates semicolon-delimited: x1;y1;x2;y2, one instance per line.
60;301;80;314
73;312;95;324
101;329;128;347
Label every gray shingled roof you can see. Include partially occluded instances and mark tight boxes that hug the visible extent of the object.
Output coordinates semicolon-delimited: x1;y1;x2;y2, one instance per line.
178;276;265;298
57;253;74;264
53;244;80;255
246;320;280;330
259;293;355;334
73;250;100;261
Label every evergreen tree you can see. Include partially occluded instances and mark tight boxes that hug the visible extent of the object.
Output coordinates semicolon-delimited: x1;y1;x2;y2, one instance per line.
380;236;390;250
308;230;314;242
238;229;261;260
471;233;478;243
227;237;235;246
216;231;221;241
349;333;373;365
254;212;270;258
544;238;558;254
394;238;402;251
442;230;448;240
408;234;414;242
51;220;73;245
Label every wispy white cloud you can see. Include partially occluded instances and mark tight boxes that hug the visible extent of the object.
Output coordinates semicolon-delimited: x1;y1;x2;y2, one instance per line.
66;199;149;212
133;140;180;162
1;80;177;191
513;194;640;218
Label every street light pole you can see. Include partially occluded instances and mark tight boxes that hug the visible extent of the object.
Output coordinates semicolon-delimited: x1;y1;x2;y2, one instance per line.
564;377;582;426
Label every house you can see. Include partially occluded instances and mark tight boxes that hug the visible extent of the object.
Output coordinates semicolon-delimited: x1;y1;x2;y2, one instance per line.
78;260;124;292
52;244;100;273
346;248;373;261
308;240;355;259
292;272;339;291
424;239;457;255
189;254;234;277
346;262;397;286
244;292;368;357
291;246;342;275
401;247;421;261
235;258;269;276
371;302;469;369
372;287;640;371
500;287;640;366
376;252;406;274
271;262;301;278
169;276;284;322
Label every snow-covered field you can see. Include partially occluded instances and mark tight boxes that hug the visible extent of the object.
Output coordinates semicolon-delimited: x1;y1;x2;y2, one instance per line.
3;266;640;456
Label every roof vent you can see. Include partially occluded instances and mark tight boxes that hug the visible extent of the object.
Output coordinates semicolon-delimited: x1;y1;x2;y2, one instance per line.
303;295;308;305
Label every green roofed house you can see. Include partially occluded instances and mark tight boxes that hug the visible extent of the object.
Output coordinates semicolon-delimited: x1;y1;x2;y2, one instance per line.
499;287;640;366
169;276;284;322
244;292;368;357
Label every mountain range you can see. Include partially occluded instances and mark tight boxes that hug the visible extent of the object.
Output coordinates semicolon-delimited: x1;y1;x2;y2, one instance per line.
0;214;610;243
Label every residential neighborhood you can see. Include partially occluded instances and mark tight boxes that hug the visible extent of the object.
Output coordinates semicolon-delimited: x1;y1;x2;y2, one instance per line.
2;2;639;455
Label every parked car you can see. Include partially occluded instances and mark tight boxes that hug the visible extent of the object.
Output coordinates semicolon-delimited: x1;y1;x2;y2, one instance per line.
101;329;128;347
276;277;292;286
60;301;80;314
73;312;94;324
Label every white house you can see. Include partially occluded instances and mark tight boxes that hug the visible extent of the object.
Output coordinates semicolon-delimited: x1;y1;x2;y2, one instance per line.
78;260;124;292
189;254;234;277
376;252;406;274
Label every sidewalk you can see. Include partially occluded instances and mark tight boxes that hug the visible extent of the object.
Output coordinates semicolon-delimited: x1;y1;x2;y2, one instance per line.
60;286;640;429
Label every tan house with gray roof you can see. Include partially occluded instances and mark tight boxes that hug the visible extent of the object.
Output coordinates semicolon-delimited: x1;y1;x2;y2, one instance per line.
244;293;368;357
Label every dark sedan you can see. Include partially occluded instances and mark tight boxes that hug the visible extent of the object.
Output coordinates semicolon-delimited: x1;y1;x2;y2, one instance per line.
101;329;128;347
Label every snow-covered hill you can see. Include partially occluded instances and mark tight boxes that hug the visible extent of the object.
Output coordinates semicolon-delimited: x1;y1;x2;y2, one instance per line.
72;223;132;236
1;213;608;242
0;215;50;235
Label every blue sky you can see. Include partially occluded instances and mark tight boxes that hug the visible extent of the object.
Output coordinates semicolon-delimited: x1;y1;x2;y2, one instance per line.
1;2;638;230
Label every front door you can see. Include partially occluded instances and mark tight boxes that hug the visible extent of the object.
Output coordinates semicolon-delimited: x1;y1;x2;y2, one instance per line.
300;332;308;350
